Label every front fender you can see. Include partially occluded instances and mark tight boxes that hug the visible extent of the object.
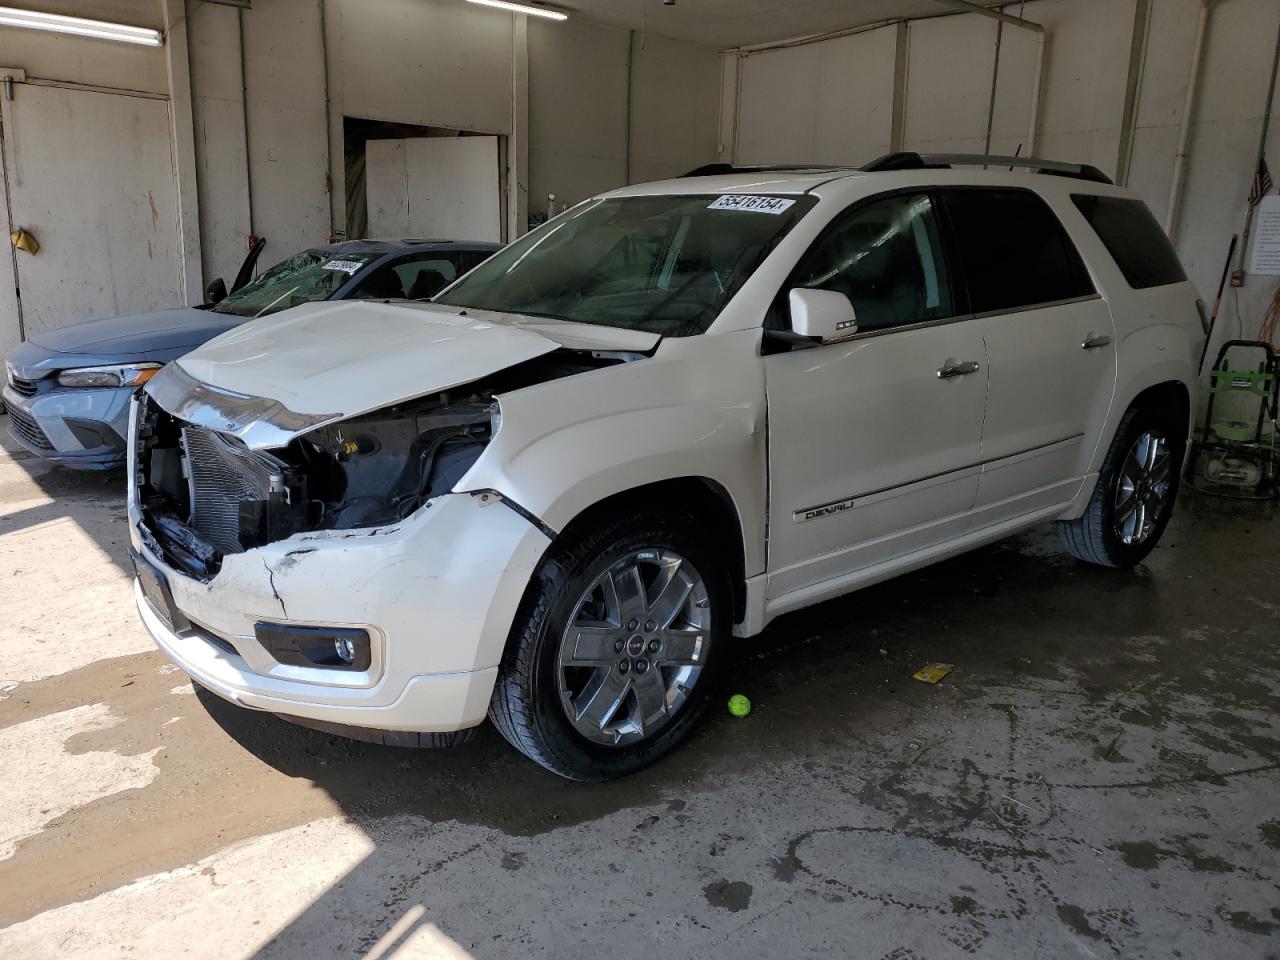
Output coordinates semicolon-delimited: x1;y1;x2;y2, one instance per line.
459;330;769;577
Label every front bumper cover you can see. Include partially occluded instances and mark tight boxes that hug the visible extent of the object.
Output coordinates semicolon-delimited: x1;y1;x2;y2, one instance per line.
130;489;552;733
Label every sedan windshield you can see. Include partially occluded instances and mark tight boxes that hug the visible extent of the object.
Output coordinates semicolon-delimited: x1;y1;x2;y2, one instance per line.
436;194;815;336
212;251;381;318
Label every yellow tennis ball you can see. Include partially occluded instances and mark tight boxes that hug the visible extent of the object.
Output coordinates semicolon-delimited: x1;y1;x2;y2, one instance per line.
728;694;751;717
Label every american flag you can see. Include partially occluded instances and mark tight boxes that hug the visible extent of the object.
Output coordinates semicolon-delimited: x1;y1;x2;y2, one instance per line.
1249;156;1273;208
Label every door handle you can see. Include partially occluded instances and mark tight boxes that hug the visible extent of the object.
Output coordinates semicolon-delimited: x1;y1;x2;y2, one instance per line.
937;359;981;379
1081;333;1113;350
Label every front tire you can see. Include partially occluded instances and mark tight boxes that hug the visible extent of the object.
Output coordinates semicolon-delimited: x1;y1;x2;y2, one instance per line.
489;510;730;781
1058;404;1184;567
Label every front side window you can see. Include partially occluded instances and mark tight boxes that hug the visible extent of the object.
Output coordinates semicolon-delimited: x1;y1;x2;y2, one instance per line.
1072;194;1187;289
943;188;1094;314
212;251;381;318
436;194;816;337
782;193;954;332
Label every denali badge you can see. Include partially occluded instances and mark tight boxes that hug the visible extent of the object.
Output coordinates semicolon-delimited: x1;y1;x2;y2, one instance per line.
794;497;857;522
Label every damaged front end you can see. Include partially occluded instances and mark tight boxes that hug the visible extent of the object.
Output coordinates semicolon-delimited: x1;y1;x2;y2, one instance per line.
133;353;615;579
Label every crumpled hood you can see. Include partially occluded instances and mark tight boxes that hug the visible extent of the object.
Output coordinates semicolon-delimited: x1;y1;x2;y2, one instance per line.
25;307;241;362
150;299;659;449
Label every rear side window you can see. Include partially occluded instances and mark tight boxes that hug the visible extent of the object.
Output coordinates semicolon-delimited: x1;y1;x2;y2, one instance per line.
944;188;1094;314
1072;195;1187;288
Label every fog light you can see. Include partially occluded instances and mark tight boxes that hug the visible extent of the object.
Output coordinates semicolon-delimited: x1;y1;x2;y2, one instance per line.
254;622;371;671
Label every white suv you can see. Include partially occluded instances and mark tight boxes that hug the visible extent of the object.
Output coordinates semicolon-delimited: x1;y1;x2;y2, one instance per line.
128;154;1203;780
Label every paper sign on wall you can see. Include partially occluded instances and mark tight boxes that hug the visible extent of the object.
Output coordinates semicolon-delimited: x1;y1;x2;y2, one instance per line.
1248;195;1280;276
708;195;796;214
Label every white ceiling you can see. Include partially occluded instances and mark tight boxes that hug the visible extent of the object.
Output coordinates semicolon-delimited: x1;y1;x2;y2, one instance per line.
559;0;1028;48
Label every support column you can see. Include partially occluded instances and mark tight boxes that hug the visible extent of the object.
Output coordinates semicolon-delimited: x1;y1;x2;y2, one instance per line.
163;0;204;301
508;13;529;240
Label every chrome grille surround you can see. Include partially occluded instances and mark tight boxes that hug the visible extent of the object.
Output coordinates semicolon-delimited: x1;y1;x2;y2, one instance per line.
181;425;285;554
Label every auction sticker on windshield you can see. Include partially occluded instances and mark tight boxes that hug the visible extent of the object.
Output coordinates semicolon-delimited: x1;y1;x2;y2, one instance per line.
322;259;364;274
708;195;796;214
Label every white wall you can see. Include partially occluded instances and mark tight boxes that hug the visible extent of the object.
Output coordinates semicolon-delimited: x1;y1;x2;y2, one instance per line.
0;0;172;355
0;0;722;347
732;28;899;165
526;19;720;211
722;0;1280;364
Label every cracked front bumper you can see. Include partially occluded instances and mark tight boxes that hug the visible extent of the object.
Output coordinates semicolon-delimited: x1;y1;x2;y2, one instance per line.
128;489;552;733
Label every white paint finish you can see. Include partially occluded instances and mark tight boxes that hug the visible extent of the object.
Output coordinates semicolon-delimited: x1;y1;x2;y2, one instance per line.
332;0;514;135
973;298;1117;516
527;17;628;207
0;703;160;862
1;84;182;335
366;136;502;243
130;167;1202;739
765;321;988;597
734;27;897;166
174;300;558;419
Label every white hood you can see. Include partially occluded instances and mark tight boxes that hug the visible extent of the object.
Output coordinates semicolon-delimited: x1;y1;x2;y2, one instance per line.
149;299;660;449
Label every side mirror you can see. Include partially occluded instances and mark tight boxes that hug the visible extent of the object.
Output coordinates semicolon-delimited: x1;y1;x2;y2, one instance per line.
789;288;857;343
205;277;228;305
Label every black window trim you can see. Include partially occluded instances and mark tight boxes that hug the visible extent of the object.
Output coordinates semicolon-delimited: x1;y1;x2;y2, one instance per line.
935;184;1100;317
765;186;973;348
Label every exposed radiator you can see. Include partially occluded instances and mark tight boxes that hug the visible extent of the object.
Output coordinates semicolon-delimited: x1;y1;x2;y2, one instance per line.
181;426;283;554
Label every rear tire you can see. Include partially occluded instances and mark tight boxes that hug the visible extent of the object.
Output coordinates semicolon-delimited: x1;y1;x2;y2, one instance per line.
489;510;729;781
1058;403;1184;567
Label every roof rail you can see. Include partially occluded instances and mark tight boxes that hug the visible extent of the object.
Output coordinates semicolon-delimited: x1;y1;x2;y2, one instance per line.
860;151;1113;185
681;162;853;177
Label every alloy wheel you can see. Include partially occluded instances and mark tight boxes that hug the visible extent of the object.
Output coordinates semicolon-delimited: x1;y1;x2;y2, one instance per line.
1114;429;1172;546
556;549;711;746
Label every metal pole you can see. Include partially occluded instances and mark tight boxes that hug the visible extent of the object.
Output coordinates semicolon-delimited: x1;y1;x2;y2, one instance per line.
983;19;1004;157
1165;0;1211;237
1233;15;1280;283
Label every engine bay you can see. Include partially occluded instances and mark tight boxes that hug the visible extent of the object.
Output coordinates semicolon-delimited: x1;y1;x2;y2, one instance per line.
134;352;621;577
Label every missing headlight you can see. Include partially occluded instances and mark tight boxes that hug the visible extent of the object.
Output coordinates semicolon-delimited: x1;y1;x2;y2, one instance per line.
287;392;495;531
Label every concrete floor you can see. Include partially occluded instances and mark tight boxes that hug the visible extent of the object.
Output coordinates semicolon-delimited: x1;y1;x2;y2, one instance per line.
1;415;1278;959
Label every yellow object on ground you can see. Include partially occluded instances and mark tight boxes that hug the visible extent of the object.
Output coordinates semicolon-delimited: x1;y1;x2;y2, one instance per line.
913;663;954;684
728;694;751;717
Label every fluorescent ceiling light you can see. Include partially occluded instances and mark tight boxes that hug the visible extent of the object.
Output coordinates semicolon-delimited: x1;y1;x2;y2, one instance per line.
466;0;568;21
0;6;162;46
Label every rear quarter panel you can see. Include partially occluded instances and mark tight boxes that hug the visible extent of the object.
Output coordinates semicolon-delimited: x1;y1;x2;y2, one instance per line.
1039;180;1203;517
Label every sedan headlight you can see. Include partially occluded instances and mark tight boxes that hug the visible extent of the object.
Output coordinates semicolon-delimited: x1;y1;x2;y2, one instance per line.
57;363;162;388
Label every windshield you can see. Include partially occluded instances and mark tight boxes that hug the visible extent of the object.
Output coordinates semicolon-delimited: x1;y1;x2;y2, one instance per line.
212;250;381;318
436;194;816;336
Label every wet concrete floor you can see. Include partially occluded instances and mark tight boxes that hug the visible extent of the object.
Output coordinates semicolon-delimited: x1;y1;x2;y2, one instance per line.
1;418;1277;958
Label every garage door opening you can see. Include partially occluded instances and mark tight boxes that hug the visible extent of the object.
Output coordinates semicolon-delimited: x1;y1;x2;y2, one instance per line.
343;117;505;245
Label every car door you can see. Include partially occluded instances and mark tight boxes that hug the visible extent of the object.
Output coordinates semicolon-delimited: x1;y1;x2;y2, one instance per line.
765;191;989;602
941;188;1118;523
